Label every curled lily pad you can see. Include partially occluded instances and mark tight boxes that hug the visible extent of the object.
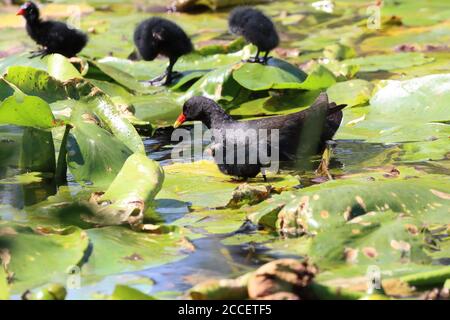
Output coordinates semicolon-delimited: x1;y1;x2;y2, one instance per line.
47;54;83;82
4;66;144;153
81;87;145;154
66;106;133;187
86;153;164;227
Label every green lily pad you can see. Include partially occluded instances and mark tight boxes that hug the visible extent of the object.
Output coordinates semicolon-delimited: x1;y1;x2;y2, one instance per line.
0;224;89;293
0;91;56;129
248;171;450;234
0;54;47;76
0;266;8;300
4;66;144;153
159;160;299;208
66;107;133;187
3;66;71;103
132;92;182;128
88;60;156;94
341;52;434;73
181;64;241;103
337;73;450;154
47;54;83;82
86;153;164;227
327;79;374;107
83;226;190;276
370;73;450;123
111;285;154;300
232;58;308;91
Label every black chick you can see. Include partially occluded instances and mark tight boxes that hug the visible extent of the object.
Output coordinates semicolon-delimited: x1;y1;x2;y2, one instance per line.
17;2;88;58
173;93;346;180
228;7;279;64
134;17;193;86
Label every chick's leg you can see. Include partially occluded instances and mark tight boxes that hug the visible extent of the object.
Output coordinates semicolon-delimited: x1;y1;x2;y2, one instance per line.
148;58;181;86
245;49;261;63
29;47;49;59
144;70;168;86
261;51;272;64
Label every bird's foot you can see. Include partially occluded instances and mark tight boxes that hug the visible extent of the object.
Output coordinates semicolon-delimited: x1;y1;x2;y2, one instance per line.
146;78;167;87
171;71;182;79
260;56;272;65
243;57;262;64
141;71;182;87
29;49;49;59
231;177;248;183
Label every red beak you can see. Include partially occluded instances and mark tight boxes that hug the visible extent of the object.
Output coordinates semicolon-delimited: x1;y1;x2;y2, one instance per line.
173;114;186;128
16;8;26;16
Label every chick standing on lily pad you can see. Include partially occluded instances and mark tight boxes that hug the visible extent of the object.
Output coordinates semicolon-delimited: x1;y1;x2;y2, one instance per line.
228;7;279;64
17;1;88;58
133;17;193;86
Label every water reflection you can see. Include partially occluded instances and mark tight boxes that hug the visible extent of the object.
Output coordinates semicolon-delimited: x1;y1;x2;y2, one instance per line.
0;178;57;209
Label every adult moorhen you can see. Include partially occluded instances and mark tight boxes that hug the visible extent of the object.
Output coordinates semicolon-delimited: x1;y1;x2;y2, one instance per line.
173;93;346;180
229;7;279;64
17;1;88;58
134;17;193;86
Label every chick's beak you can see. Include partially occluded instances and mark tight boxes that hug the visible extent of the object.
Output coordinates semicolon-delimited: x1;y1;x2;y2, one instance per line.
16;8;26;16
173;114;186;128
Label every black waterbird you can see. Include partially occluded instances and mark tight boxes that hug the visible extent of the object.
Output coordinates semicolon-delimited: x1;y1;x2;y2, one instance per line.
173;93;346;180
228;7;280;64
134;17;193;86
17;1;88;58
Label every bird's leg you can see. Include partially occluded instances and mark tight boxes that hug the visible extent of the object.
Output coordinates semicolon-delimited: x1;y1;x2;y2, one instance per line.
147;58;179;86
29;47;49;59
163;57;182;86
245;49;261;63
143;70;168;86
261;168;268;182
261;51;272;64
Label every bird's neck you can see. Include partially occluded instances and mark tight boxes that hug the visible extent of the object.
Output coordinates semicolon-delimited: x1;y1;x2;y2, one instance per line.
25;14;41;26
203;105;235;129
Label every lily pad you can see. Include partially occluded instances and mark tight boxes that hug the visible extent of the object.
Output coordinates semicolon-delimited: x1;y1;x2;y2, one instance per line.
327;79;374;107
0;91;56;129
0;224;89;293
86;153;164;227
66;107;133;187
232;58;308;91
47;54;83;82
369;73;450;123
341;52;434;73
83;226;190;277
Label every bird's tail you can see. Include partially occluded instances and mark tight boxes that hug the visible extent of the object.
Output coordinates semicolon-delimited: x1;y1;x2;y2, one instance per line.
328;102;347;115
310;92;347;115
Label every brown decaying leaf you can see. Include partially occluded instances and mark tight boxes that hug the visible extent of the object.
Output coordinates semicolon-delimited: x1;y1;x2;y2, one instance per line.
247;259;318;299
